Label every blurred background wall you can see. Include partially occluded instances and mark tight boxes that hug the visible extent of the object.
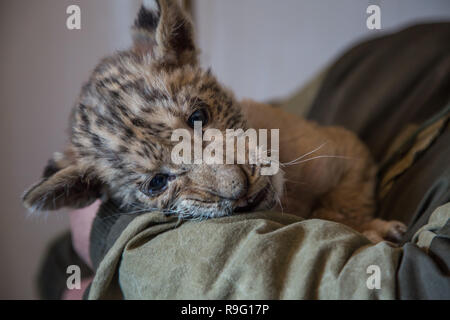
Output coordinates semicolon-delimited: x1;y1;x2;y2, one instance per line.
0;0;449;299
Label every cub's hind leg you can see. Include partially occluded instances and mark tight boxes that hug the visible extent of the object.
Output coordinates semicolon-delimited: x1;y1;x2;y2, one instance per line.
310;129;407;243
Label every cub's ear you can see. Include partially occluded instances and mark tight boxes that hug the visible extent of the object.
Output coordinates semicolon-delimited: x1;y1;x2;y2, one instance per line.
22;152;102;212
132;0;197;67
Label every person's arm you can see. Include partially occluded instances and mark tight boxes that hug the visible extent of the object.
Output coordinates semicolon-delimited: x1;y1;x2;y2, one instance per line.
61;200;100;300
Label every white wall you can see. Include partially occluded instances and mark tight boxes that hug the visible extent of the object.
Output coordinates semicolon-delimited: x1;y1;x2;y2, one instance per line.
194;0;450;101
0;0;141;299
0;0;449;299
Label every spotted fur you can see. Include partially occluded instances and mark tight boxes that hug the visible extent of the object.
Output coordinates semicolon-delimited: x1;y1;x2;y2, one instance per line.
23;0;275;219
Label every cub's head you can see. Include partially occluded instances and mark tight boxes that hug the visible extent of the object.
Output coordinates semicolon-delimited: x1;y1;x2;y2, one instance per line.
22;0;282;219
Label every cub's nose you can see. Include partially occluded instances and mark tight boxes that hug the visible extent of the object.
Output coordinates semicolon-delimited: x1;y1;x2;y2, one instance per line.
191;164;248;200
211;164;249;200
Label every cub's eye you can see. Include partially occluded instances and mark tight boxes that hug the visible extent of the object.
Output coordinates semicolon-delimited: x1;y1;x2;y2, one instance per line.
187;108;209;128
141;174;169;196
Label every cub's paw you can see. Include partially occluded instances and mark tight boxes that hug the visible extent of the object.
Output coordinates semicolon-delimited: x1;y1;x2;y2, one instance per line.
384;220;407;243
362;219;407;244
362;230;384;244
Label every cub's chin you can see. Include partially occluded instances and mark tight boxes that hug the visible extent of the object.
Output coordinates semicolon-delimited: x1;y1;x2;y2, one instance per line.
173;171;284;219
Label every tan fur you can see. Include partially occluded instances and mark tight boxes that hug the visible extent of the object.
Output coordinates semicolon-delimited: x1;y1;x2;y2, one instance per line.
242;101;406;242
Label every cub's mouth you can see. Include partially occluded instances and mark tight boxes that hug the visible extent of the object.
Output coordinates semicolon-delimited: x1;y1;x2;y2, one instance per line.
234;185;272;213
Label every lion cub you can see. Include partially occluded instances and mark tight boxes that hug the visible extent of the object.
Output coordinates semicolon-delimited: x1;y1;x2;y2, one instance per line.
22;0;406;243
